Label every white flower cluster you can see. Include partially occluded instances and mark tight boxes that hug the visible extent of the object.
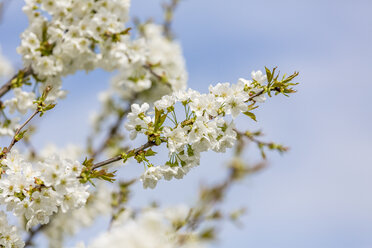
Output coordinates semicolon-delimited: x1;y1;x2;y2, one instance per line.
0;117;20;137
0;150;89;230
4;88;36;115
125;71;267;188
44;183;111;248
0;211;24;248
110;23;187;101
75;206;204;248
90;23;188;137
17;0;130;101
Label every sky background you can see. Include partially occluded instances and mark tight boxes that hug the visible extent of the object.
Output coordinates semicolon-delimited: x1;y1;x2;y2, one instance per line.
1;0;372;247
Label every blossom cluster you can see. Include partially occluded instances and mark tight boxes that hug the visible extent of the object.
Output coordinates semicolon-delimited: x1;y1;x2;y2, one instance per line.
0;211;24;248
0;117;20;137
125;70;268;188
3;0;187;141
90;22;187;140
75;206;205;248
0;150;89;230
4;88;36;115
44;183;111;248
3;0;131;121
18;0;130;76
110;23;187;102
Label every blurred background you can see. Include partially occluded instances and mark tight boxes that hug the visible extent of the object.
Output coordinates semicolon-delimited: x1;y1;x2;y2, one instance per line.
1;0;372;247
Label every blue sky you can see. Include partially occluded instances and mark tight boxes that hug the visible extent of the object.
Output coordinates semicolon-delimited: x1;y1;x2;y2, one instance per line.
1;0;372;247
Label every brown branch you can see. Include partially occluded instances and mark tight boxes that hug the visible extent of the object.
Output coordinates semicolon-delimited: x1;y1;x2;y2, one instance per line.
246;89;265;102
246;86;289;103
24;224;46;247
143;64;172;88
91;98;137;159
91;112;126;159
0;67;33;99
162;0;181;39
0;109;39;159
0;0;10;23
92;141;156;170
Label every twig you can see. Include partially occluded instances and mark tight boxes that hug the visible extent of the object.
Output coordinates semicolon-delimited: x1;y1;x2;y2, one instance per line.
0;110;39;159
91;112;126;159
162;0;181;39
246;89;265;102
0;67;33;98
24;224;46;247
143;64;172;88
92;141;156;170
246;86;289;103
91;101;135;159
0;0;9;23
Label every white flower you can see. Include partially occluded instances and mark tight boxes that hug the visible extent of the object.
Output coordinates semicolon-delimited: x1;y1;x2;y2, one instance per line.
155;94;176;111
140;167;164;189
125;103;151;139
164;126;188;153
76;207;205;248
0;150;89;230
4;88;36;115
189;93;218;117
0;117;20;137
43;183;112;248
17;0;132;102
128;73;268;188
225;95;247;118
251;70;267;84
209;82;232;98
0;211;24;248
237;77;251;88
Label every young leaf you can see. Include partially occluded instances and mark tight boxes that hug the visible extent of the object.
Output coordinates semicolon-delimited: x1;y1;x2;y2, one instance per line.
243;111;257;122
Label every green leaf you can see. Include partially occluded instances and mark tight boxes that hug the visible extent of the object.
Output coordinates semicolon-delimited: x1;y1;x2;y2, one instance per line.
120;27;132;35
243;111;257;122
44;103;56;111
265;67;273;83
145;148;157;157
282;71;299;84
154;108;166;131
155;136;162;146
15;130;27;141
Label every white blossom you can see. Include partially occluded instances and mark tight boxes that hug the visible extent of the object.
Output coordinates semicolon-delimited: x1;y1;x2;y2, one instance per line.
125;75;264;189
0;150;89;230
76;207;205;248
0;117;20;137
124;103;152;140
4;88;36;115
0;211;24;248
44;184;111;248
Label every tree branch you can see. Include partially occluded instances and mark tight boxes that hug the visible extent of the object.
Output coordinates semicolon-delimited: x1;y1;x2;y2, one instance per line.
143;64;172;88
0;67;33;98
24;224;46;247
91;98;137;159
92;141;156;170
246;89;265;102
0;109;39;159
91;112;126;159
162;0;181;39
